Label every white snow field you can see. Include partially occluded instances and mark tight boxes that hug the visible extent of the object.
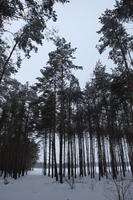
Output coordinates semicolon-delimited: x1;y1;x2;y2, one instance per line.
0;169;133;200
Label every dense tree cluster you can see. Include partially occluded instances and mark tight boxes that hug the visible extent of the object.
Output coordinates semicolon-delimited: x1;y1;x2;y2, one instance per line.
35;56;133;182
0;0;133;184
0;80;39;178
0;0;69;179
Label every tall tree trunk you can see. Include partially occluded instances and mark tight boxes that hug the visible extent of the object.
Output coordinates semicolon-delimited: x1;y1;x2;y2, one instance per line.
59;64;64;183
85;132;90;175
43;132;47;176
48;131;51;176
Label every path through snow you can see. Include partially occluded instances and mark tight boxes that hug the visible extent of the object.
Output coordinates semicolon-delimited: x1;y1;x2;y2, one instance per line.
0;169;133;200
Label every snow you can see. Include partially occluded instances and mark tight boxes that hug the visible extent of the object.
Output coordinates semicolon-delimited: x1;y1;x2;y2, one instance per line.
0;169;133;200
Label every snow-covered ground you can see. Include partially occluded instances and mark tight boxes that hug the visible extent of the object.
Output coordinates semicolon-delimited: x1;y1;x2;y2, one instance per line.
0;169;133;200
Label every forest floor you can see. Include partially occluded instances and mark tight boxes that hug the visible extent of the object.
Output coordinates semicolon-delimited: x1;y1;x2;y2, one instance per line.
0;169;133;200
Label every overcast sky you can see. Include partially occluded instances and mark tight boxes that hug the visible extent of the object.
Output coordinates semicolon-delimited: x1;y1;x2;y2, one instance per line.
15;0;116;89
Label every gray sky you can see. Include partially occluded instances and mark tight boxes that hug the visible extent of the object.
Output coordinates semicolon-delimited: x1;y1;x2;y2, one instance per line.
15;0;116;89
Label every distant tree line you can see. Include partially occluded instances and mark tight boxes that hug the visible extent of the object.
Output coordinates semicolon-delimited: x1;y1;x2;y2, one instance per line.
0;0;133;183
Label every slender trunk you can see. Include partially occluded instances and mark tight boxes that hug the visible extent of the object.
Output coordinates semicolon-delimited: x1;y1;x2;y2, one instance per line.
74;134;77;178
48;131;51;176
53;71;58;181
71;139;73;177
82;136;86;176
43;132;47;176
67;135;70;179
63;132;66;177
85;132;90;175
59;64;64;183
